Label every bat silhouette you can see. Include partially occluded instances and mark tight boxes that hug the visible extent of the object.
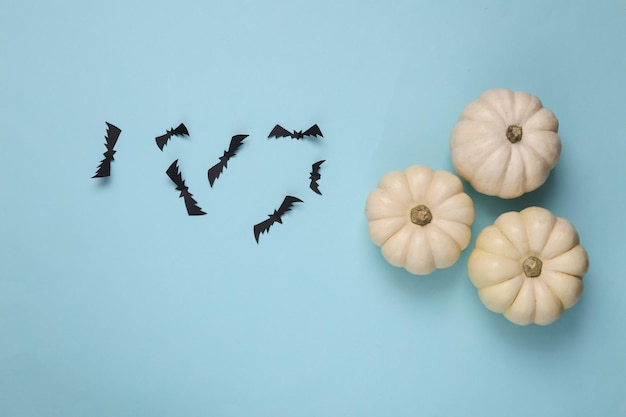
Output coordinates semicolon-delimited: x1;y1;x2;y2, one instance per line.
156;123;189;150
309;160;325;195
253;195;303;243
207;134;248;187
93;122;122;178
268;124;323;140
166;159;206;216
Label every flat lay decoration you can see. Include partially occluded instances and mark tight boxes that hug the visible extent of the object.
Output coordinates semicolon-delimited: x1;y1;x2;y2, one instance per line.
468;206;589;325
92;122;121;178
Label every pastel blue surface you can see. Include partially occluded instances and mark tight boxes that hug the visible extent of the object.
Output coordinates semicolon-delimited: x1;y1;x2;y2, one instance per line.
1;0;625;415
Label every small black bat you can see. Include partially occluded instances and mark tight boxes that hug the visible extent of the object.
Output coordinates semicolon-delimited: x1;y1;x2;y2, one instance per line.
207;134;248;187
93;122;122;178
166;159;206;216
309;160;325;195
253;195;303;243
156;123;189;150
268;124;323;140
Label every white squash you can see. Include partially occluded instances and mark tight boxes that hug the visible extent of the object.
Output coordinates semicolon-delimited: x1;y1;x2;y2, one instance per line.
450;89;561;199
365;165;475;275
468;206;589;325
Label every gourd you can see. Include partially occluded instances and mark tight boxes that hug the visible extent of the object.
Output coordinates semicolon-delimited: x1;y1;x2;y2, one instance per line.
450;89;561;199
365;165;475;275
468;206;589;325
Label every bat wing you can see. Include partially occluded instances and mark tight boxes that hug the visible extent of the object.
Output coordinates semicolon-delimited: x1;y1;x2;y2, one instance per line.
227;134;248;154
171;123;189;137
309;181;321;195
92;157;111;178
104;122;122;150
182;192;206;216
303;124;323;138
156;132;172;151
277;195;303;216
268;124;291;139
253;217;274;243
207;159;226;187
312;160;325;171
166;160;184;186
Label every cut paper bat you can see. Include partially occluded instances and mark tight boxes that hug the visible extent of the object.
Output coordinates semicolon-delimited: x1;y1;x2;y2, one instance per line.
268;124;323;140
93;122;122;178
253;195;303;243
309;160;325;195
155;123;189;150
207;134;248;187
166;159;206;216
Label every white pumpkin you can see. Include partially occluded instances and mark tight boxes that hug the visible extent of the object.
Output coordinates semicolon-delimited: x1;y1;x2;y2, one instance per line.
468;206;589;325
365;165;475;275
450;89;561;199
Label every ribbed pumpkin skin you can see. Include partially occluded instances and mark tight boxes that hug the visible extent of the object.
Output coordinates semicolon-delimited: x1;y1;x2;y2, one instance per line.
468;207;589;326
450;89;561;199
365;165;475;275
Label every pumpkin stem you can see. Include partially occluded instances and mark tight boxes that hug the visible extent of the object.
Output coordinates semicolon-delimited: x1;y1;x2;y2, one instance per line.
522;256;543;277
506;125;523;143
410;204;432;226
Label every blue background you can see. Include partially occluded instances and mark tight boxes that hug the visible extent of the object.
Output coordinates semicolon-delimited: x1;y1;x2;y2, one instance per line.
1;0;625;415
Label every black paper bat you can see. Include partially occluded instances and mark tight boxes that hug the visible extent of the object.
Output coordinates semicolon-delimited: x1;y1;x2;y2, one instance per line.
93;122;122;178
207;134;248;187
253;195;303;243
268;124;323;140
166;160;206;216
156;123;189;150
309;160;325;195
